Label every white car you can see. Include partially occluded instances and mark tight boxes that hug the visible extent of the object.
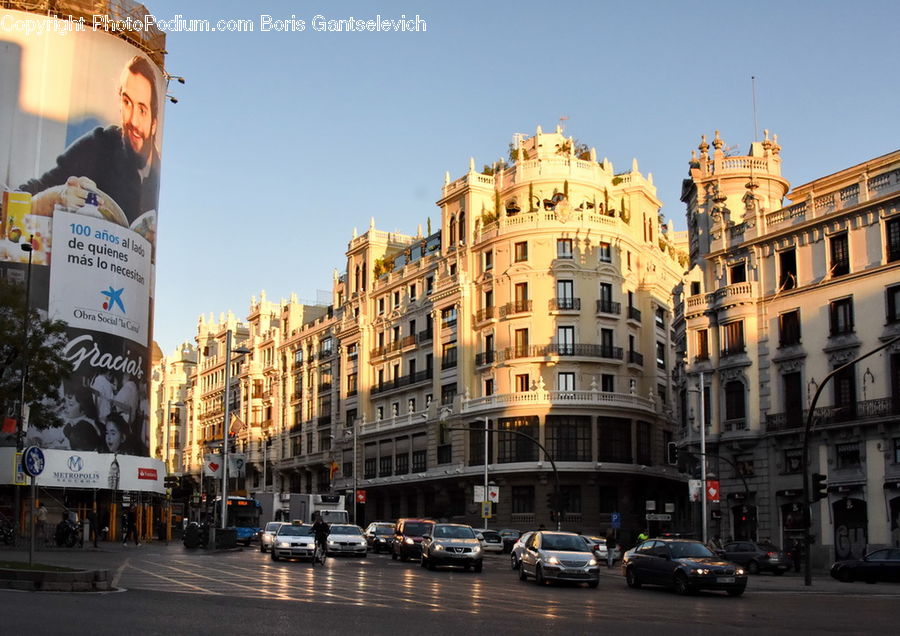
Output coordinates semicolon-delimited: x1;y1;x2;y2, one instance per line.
326;524;368;557
519;531;600;588
580;535;621;563
478;529;504;554
259;521;286;553
271;522;316;561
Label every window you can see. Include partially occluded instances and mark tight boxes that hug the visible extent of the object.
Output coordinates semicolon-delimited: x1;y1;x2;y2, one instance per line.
514;282;529;311
784;448;802;474
724;381;745;422
655;308;666;329
294;349;304;365
722;320;745;356
729;262;746;284
829;297;854;335
598;283;614;313
779;310;801;347
598;417;631;463
346;343;358;358
395;452;409;475
515;374;530;392
736;457;754;477
556;279;575;309
441;382;457;405
484;289;493;309
511;486;535;514
392;325;400;342
441;306;457;327
601;374;614;392
484;250;493;271
888;217;900;262
830;233;849;277
696;329;709;360
497;417;538;463
393;290;401;307
557;326;575;355
779;248;797;290
346;373;357;396
441;342;457;369
469;419;496;466
836;442;861;469
559;485;582;514
514;241;528;262
599;242;612;263
656;341;666;369
408;283;417;301
426;275;434;295
378;297;385;314
784;372;803;428
690;281;701;296
484;378;494;396
833;365;857;421
449;262;457;277
636;421;652;465
557;238;573;259
514;328;529;357
345;408;357;427
657;383;667;405
894;438;900;464
887;285;900;323
558;372;575;391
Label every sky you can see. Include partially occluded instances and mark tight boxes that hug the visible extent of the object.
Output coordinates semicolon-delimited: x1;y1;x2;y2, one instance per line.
149;0;900;356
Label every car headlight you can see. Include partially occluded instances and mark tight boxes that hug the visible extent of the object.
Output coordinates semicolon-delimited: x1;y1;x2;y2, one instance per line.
736;568;745;576
473;545;482;553
546;556;560;565
276;541;290;548
690;568;710;575
588;558;598;566
404;537;415;545
433;544;444;551
328;540;338;545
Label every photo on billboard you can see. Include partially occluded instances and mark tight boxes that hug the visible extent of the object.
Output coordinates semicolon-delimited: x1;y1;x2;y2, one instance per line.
1;10;165;459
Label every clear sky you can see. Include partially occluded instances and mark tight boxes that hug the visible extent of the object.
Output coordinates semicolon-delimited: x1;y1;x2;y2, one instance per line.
149;0;900;355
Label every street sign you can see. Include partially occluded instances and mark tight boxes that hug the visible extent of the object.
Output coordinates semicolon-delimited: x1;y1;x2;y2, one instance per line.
474;485;484;502
707;480;720;503
356;490;367;504
645;513;672;521
481;501;492;519
611;512;621;529
488;487;499;503
13;452;26;485
22;446;45;478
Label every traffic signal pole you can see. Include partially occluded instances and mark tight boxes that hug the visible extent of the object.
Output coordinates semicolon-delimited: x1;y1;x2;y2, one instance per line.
800;333;900;586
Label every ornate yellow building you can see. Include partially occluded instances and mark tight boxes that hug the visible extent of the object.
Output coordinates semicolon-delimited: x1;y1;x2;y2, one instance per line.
679;131;900;564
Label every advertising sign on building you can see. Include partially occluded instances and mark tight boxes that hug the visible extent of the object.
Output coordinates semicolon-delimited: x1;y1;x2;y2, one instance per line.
0;8;166;484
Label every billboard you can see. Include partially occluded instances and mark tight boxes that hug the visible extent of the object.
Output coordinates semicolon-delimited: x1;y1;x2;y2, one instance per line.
1;9;165;467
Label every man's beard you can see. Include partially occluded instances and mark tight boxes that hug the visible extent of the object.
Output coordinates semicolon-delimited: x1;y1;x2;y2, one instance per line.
123;126;153;169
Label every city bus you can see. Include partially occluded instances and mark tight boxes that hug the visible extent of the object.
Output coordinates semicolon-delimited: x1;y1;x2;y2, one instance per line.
214;496;262;546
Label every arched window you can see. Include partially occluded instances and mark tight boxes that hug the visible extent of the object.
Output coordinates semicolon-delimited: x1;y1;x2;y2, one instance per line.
448;217;456;246
354;265;361;291
458;211;465;244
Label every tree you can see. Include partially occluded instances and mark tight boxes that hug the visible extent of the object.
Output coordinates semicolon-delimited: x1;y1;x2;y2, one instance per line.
0;278;72;442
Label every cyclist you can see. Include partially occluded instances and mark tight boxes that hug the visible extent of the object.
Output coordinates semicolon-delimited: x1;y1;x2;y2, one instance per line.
312;514;330;561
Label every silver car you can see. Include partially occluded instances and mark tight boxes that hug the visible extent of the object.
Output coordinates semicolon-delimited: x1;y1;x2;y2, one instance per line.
259;521;286;553
271;523;316;562
518;531;600;588
421;523;483;572
326;524;368;557
510;531;535;570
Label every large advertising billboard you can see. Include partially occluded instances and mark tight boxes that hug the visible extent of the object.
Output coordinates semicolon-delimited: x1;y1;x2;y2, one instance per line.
1;9;164;468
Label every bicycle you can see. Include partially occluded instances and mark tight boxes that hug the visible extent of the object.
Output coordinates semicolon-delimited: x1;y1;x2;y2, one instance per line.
312;540;327;566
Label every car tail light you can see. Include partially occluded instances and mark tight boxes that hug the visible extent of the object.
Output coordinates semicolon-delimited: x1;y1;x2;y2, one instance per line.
767;551;777;558
593;544;601;551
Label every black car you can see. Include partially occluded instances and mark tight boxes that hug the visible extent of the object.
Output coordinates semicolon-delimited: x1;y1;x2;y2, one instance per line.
722;540;791;575
830;548;900;583
623;538;747;596
391;518;434;561
364;522;396;553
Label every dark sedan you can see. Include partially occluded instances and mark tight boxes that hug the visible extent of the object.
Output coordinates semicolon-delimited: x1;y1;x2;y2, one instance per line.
722;540;791;575
830;548;900;583
623;538;747;596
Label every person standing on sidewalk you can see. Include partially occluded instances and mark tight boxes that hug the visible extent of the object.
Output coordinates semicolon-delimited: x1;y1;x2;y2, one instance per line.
35;502;48;546
605;530;617;568
123;507;139;546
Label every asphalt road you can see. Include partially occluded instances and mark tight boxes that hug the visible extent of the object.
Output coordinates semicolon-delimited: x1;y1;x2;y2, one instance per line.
3;543;900;635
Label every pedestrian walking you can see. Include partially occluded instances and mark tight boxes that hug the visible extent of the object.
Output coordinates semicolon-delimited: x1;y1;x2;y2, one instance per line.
87;508;99;547
637;530;649;544
605;530;616;568
123;507;139;546
35;501;48;545
791;539;802;572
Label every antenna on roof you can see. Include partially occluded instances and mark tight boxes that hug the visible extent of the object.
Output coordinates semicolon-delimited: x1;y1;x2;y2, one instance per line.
751;75;759;142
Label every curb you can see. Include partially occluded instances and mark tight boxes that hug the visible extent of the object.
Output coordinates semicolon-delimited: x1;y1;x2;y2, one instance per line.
0;567;111;592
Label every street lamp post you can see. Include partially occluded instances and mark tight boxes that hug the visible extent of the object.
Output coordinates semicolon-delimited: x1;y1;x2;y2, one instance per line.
482;416;489;531
220;330;250;531
13;236;34;536
699;371;707;546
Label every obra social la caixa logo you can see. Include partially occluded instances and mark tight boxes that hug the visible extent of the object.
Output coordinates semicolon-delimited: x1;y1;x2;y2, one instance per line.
100;285;126;313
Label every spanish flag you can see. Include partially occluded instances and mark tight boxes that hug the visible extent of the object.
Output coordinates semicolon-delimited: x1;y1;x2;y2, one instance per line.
329;461;340;480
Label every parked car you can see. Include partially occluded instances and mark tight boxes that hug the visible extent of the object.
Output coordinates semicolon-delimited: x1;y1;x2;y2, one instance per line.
271;522;316;562
364;522;396;553
259;521;287;553
830;548;900;583
420;523;483;572
498;529;521;553
326;524;368;557
391;518;435;561
510;531;535;570
518;531;600;588
479;529;504;553
623;538;747;596
581;535;620;563
722;540;791;575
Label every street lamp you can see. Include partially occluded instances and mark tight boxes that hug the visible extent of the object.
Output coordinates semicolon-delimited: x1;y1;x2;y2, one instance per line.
482;415;489;530
13;235;34;537
220;330;250;530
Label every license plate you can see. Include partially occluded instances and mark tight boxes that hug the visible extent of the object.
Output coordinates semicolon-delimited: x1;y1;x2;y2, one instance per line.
717;577;735;583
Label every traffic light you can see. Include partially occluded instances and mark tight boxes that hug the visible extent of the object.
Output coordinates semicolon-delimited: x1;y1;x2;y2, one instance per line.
811;473;828;502
666;442;678;465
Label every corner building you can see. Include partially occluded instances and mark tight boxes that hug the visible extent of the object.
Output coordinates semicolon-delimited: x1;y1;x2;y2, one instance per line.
332;127;687;534
678;130;900;564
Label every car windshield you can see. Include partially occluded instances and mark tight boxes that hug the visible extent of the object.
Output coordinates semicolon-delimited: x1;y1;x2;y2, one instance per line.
374;526;395;536
403;522;433;536
330;525;362;535
265;522;282;532
482;532;500;541
670;542;716;559
434;526;475;539
278;525;313;537
500;530;519;538
541;534;588;552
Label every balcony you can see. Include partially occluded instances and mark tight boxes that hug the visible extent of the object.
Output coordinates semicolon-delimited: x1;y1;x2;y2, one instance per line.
627;306;642;322
418;329;434;344
476;307;499;323
505;344;624;360
317;382;332;393
501;300;532;317
475;351;496;366
464;388;656;416
370;369;432;396
596;300;621;315
549;298;581;311
766;397;897;432
627;350;644;365
441;353;458;370
400;335;417;349
721;346;746;358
